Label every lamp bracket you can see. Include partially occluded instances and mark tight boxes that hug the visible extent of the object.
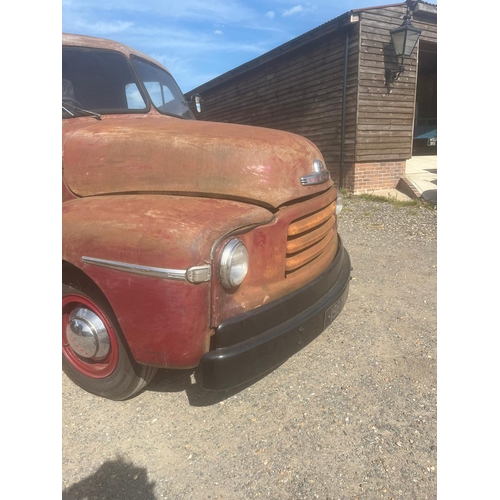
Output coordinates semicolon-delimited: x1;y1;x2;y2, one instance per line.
385;61;405;87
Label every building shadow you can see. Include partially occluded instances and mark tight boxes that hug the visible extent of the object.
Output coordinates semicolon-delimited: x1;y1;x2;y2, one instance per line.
63;456;157;500
421;189;437;205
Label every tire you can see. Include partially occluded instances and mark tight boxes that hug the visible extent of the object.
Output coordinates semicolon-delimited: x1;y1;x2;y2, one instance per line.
62;283;157;400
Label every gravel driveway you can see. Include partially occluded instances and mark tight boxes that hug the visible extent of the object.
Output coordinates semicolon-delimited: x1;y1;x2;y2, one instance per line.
63;194;437;500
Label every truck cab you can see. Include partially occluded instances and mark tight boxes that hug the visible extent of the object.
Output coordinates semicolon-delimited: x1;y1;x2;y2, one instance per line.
62;34;350;400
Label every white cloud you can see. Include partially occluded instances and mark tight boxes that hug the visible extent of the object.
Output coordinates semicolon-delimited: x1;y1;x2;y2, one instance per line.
265;11;275;19
64;0;257;24
75;20;134;34
214;30;223;35
283;5;304;17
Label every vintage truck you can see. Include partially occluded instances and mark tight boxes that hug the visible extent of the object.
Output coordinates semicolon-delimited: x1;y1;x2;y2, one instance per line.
62;34;351;400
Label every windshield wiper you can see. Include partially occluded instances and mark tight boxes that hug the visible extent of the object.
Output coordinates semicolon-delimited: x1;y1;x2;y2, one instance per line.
62;101;102;120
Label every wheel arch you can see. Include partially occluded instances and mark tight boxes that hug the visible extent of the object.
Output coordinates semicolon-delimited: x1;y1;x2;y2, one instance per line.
62;260;96;295
62;260;121;336
62;260;138;366
63;260;103;299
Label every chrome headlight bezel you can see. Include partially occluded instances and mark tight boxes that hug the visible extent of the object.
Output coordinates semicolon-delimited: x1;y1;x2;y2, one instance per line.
218;238;249;289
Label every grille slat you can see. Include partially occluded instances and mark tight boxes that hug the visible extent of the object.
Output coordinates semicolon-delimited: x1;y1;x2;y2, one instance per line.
285;198;337;276
285;230;335;273
288;203;335;236
286;217;335;254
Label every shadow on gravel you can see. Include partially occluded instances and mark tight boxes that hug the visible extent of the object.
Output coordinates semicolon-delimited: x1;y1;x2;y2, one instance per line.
62;456;157;499
421;188;437;205
147;365;280;406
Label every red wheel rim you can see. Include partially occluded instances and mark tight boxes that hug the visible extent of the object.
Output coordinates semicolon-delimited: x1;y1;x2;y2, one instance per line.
62;293;119;378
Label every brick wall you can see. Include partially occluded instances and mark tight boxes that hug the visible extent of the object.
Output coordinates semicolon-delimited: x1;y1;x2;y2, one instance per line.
342;161;406;193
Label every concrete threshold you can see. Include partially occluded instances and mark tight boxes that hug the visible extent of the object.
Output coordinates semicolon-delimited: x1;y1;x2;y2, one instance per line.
404;155;437;204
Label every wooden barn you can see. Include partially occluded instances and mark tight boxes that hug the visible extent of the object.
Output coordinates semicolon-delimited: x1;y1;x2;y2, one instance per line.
186;0;437;193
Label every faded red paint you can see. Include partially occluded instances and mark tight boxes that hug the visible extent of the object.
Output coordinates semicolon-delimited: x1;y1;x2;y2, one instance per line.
62;178;77;202
63;195;276;366
62;34;341;372
63;195;273;269
63;115;331;209
80;264;212;368
211;187;339;325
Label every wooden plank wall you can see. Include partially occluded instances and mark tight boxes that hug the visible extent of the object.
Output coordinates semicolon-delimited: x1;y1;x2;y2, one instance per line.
192;26;360;177
355;4;436;162
413;8;438;45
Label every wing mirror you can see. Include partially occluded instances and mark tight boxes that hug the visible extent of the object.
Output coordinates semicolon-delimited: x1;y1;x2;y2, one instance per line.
188;93;202;113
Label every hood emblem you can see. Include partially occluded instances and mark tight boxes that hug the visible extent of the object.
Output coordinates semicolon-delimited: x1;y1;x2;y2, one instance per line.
301;159;330;186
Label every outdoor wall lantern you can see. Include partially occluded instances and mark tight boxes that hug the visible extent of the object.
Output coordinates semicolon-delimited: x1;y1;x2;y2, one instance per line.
385;7;422;86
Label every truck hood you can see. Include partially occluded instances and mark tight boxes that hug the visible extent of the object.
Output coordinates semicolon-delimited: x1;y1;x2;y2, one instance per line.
62;115;332;208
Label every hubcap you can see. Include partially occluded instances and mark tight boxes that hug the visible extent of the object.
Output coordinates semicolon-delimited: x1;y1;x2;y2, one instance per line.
66;307;110;360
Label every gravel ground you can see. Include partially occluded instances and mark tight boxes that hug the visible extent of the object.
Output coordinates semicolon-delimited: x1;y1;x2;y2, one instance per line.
62;195;437;500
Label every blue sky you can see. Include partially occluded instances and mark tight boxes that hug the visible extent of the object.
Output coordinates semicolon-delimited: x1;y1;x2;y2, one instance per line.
62;0;436;94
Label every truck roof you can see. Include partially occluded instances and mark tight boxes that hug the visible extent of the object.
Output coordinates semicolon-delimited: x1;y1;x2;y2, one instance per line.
62;33;171;74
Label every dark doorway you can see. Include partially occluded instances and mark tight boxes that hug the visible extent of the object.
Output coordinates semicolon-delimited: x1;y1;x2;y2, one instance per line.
413;41;437;155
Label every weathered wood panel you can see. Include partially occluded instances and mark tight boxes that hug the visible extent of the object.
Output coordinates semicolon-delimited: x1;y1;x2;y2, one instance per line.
355;4;424;162
412;8;437;44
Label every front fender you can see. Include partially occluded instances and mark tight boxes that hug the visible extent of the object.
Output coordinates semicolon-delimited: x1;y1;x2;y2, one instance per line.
63;194;273;269
62;194;273;367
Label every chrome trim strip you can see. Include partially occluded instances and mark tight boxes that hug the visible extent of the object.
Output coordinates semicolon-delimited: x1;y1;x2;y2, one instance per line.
300;171;330;186
81;256;188;281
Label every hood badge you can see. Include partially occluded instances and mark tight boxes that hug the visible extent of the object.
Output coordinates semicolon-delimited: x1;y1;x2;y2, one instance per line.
301;159;330;186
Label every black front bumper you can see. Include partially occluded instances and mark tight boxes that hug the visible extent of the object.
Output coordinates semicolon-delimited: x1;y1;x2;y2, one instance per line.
200;236;351;390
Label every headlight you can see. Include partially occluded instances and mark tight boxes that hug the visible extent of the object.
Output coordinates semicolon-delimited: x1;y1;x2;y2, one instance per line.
335;190;343;215
219;239;249;289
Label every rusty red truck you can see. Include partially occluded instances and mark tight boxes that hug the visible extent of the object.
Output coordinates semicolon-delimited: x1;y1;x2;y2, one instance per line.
62;34;351;400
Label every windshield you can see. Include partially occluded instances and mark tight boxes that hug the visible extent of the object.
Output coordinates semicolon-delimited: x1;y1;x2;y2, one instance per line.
62;47;193;119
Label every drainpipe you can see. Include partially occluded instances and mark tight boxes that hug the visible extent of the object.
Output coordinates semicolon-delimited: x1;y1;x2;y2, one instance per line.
339;29;349;189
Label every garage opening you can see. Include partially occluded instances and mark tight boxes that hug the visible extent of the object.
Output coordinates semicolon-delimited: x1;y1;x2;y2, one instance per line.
413;41;437;156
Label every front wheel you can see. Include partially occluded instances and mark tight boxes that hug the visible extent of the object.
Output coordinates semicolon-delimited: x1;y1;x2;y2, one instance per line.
62;283;157;400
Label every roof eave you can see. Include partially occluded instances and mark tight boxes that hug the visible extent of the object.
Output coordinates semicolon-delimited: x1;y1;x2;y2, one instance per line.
414;2;437;15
